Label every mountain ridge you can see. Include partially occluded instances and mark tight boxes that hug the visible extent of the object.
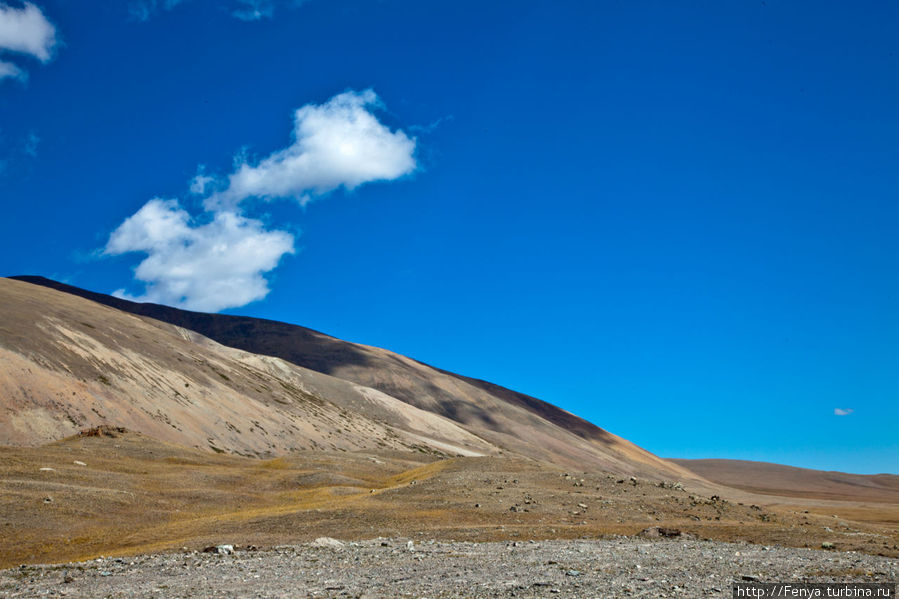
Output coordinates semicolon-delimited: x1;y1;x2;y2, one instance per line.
3;275;692;479
672;458;899;501
9;276;617;445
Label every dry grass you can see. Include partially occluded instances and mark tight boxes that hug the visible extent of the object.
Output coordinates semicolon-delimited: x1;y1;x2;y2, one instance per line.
2;432;897;568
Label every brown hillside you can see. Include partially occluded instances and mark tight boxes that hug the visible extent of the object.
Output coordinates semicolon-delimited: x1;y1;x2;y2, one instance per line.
672;458;899;503
2;277;691;478
0;277;497;458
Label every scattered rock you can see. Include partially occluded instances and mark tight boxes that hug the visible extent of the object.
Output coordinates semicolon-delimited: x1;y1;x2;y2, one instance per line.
311;537;345;550
79;426;128;438
639;526;682;538
4;537;896;597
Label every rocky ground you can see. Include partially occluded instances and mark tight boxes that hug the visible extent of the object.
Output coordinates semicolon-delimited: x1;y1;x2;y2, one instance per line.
2;537;896;599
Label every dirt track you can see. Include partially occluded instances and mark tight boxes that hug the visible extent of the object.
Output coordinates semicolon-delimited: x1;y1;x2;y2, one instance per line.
4;432;899;569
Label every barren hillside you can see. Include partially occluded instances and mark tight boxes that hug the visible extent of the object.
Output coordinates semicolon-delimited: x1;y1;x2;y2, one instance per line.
673;458;899;503
5;276;693;478
0;277;496;458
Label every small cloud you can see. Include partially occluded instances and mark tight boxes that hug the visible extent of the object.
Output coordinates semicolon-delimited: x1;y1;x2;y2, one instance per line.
0;2;58;84
0;58;23;82
70;247;105;264
23;131;39;157
127;2;152;22
128;0;186;22
130;0;310;21
0;2;57;61
232;0;313;20
231;0;274;21
0;130;41;178
105;199;294;312
189;166;215;195
409;115;454;135
204;89;417;210
834;408;854;416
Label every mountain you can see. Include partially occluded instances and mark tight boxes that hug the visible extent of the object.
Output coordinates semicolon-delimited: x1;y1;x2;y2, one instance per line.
672;458;899;503
0;277;497;457
4;277;899;567
3;276;693;479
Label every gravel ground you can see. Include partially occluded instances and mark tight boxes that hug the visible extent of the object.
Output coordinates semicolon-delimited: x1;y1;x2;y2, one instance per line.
1;538;896;598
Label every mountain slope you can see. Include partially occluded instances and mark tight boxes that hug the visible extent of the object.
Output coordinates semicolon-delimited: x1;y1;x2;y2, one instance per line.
6;276;694;478
672;458;899;502
0;278;496;457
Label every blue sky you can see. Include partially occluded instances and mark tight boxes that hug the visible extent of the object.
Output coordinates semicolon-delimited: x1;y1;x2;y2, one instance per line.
1;0;897;473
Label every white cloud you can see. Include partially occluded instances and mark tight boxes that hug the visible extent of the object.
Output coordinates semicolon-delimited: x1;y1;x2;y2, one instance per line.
189;166;214;195
0;2;56;60
834;408;854;416
0;2;57;83
105;199;294;312
106;90;415;312
409;115;453;134
0;130;41;177
128;0;186;22
0;58;23;81
130;0;308;21
231;0;274;21
24;131;39;156
205;89;416;210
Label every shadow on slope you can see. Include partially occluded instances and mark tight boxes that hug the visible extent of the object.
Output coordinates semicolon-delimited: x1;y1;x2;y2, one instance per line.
9;276;678;478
